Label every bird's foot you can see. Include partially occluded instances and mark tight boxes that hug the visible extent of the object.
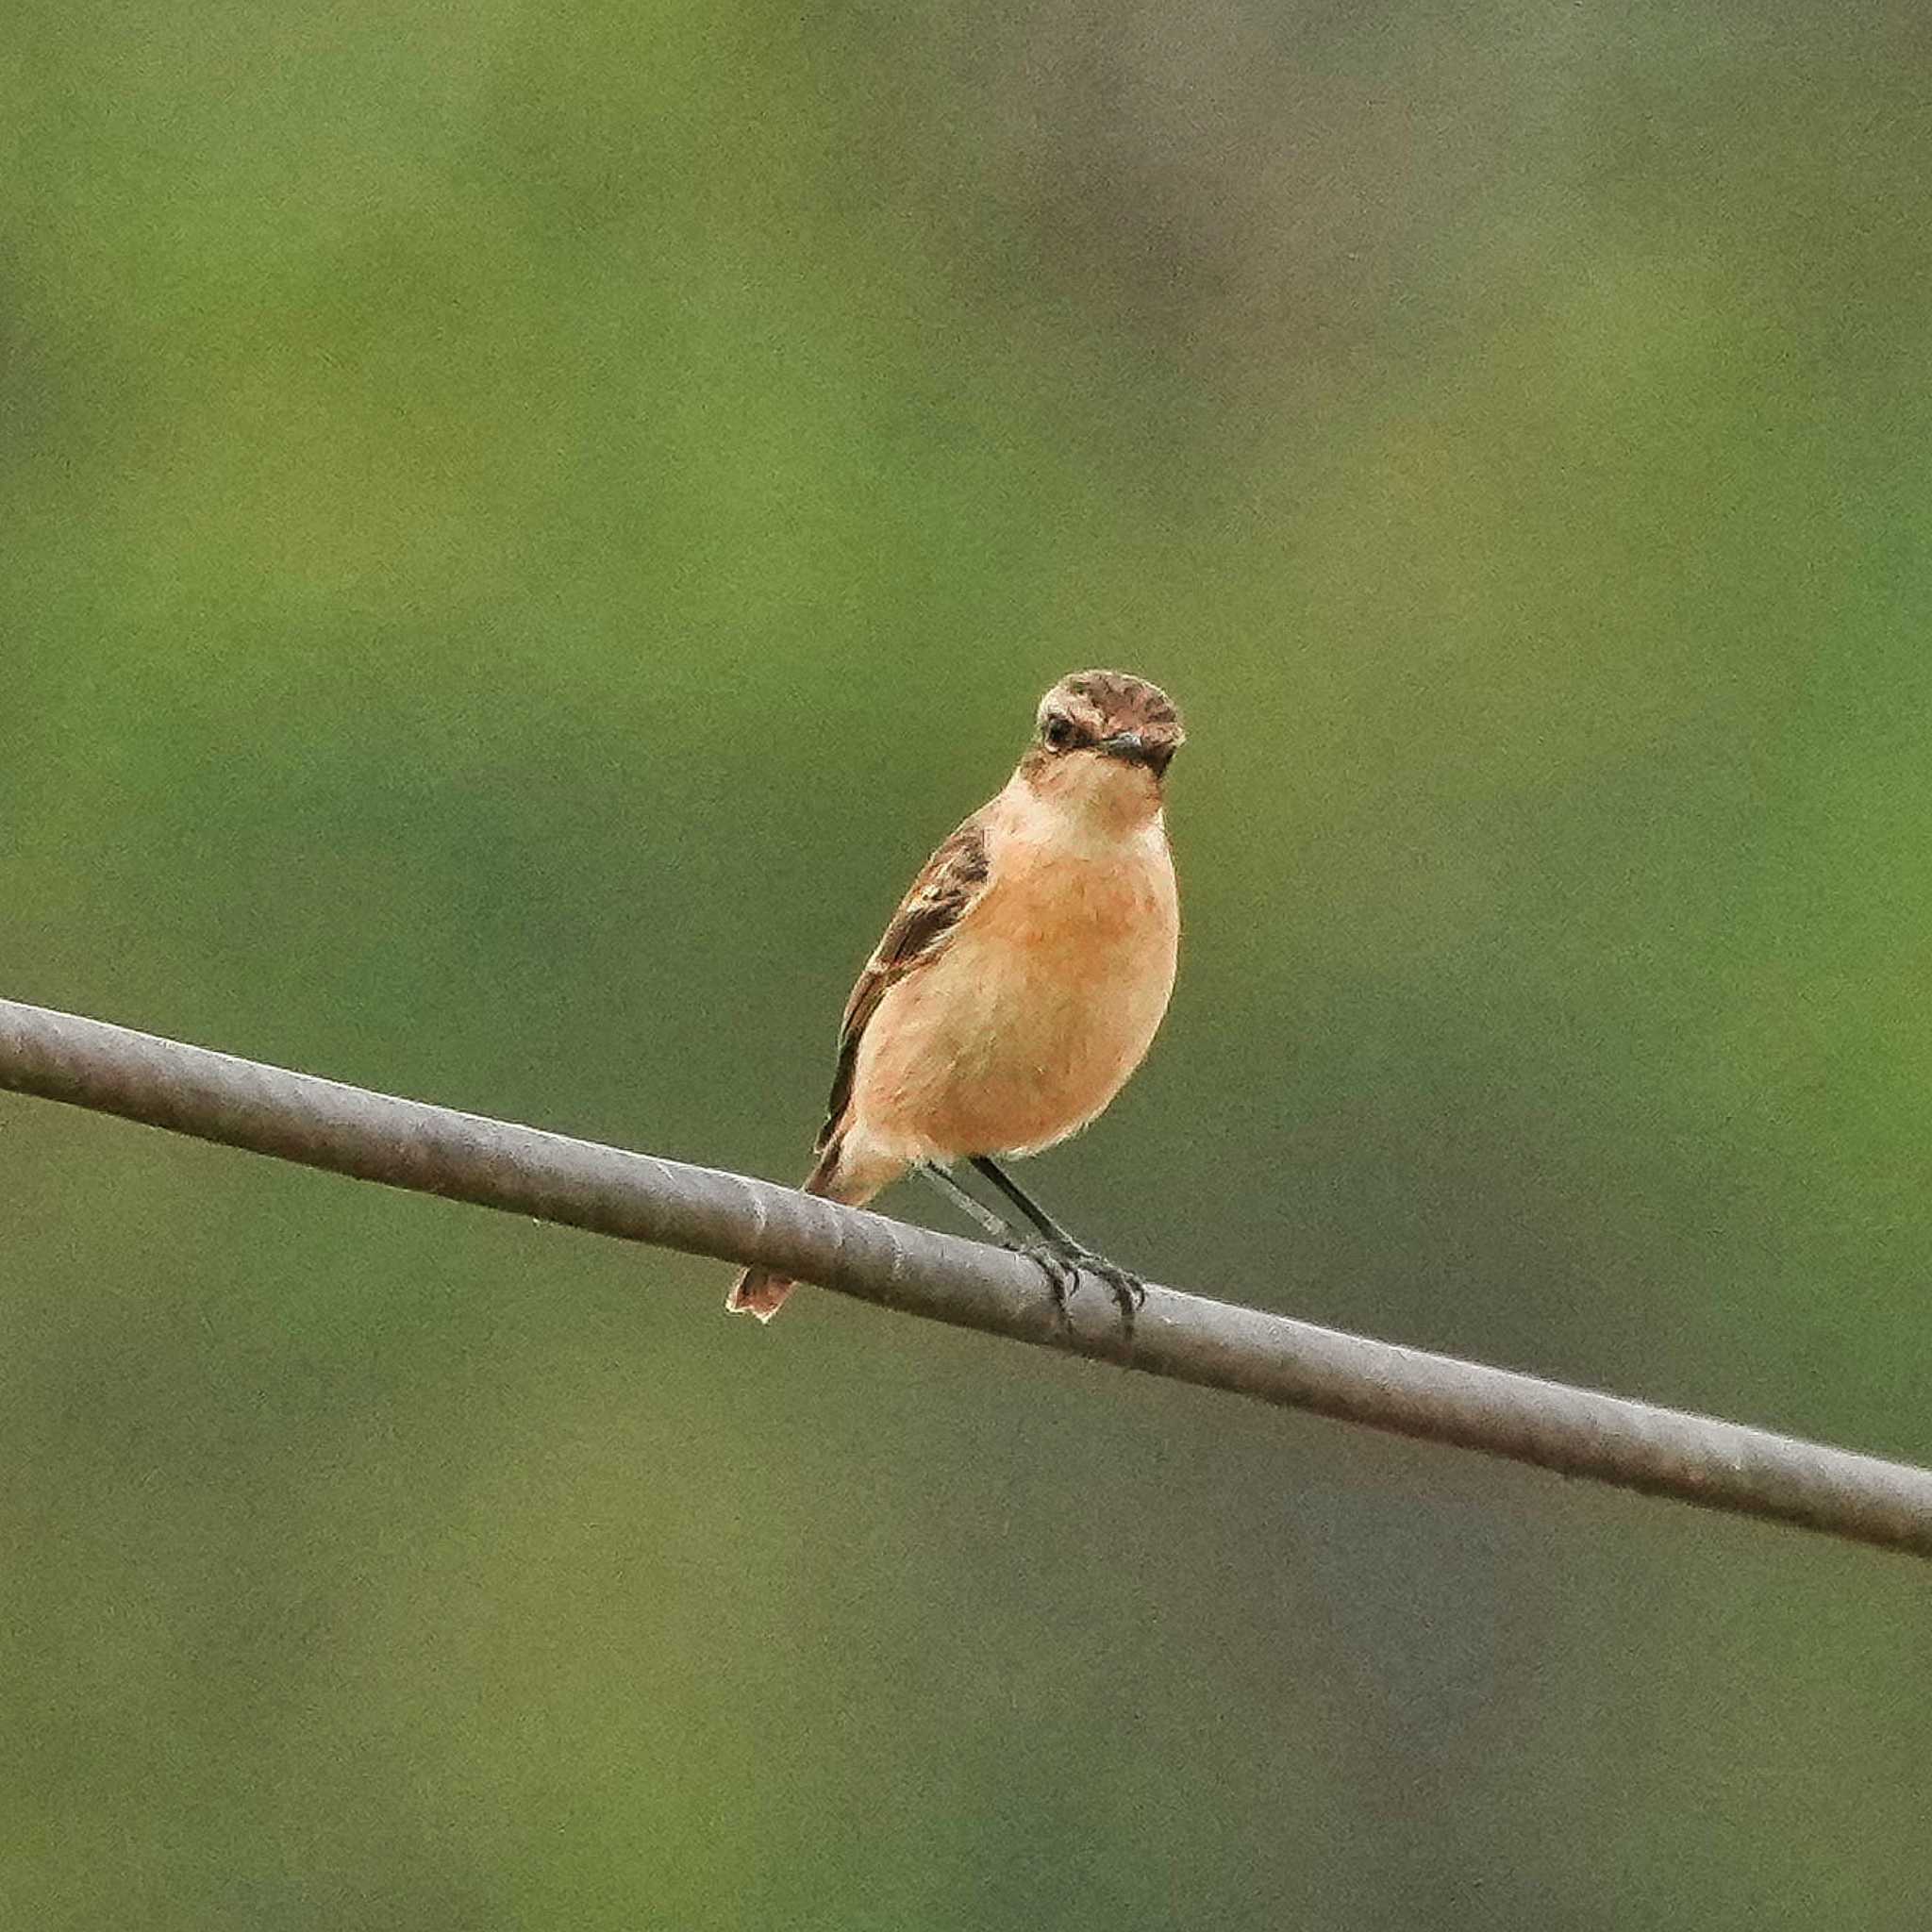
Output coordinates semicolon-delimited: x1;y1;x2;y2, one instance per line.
1014;1237;1145;1328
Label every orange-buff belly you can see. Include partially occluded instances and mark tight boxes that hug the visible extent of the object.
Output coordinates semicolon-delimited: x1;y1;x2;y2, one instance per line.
849;836;1177;1164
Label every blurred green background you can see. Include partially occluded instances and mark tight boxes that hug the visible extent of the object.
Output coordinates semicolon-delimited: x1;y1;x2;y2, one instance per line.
6;2;1931;1925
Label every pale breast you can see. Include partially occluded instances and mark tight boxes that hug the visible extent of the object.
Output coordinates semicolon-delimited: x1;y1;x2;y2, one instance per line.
852;820;1178;1162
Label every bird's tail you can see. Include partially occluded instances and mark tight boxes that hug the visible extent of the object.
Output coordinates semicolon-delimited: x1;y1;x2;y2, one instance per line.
725;1135;886;1323
724;1266;796;1323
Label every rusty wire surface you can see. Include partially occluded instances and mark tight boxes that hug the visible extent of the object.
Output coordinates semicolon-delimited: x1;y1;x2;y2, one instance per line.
4;995;1929;1559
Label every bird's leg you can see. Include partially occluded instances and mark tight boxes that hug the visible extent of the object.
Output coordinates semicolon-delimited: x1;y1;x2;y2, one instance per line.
969;1157;1146;1322
913;1162;1084;1322
966;1156;1076;1245
914;1160;1020;1241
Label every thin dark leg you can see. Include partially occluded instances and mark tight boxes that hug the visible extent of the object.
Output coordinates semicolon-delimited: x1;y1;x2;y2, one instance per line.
915;1161;1022;1242
969;1158;1145;1324
915;1162;1082;1324
969;1158;1080;1246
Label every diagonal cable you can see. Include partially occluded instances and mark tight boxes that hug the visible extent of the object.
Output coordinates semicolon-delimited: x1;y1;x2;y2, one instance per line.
3;996;1928;1559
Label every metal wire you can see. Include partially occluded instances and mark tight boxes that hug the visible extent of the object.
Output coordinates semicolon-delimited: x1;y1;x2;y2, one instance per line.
4;995;1929;1559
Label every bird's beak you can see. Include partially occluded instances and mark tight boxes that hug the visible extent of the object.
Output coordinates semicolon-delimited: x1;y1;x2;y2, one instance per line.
1099;730;1148;762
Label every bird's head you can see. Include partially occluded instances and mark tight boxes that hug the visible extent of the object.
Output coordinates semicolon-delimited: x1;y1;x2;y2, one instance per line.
1018;670;1185;830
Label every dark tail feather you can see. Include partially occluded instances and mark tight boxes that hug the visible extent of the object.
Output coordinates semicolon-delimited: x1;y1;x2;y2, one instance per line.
724;1139;851;1324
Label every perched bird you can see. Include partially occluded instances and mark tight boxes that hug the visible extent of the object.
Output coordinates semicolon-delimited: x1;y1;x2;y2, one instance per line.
728;669;1184;1322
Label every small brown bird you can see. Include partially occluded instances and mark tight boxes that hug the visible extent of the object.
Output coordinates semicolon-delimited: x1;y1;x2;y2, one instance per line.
728;669;1184;1322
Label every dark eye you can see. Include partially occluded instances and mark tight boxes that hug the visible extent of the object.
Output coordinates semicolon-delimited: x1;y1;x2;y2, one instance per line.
1041;712;1077;751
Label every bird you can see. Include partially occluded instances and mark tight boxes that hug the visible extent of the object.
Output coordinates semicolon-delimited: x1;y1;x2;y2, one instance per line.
727;669;1184;1323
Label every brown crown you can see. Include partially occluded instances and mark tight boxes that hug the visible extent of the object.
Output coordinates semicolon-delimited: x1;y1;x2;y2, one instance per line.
1038;670;1184;744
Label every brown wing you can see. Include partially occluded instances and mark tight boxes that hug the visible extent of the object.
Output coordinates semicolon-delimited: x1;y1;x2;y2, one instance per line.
816;812;991;1150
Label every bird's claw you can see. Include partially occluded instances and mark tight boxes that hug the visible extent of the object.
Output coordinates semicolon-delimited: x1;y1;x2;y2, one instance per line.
1018;1241;1082;1323
1014;1237;1145;1329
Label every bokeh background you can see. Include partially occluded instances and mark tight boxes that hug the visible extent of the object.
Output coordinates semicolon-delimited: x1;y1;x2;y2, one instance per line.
6;3;1931;1925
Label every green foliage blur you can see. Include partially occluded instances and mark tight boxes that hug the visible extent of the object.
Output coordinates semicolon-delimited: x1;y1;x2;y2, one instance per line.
6;4;1930;1925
